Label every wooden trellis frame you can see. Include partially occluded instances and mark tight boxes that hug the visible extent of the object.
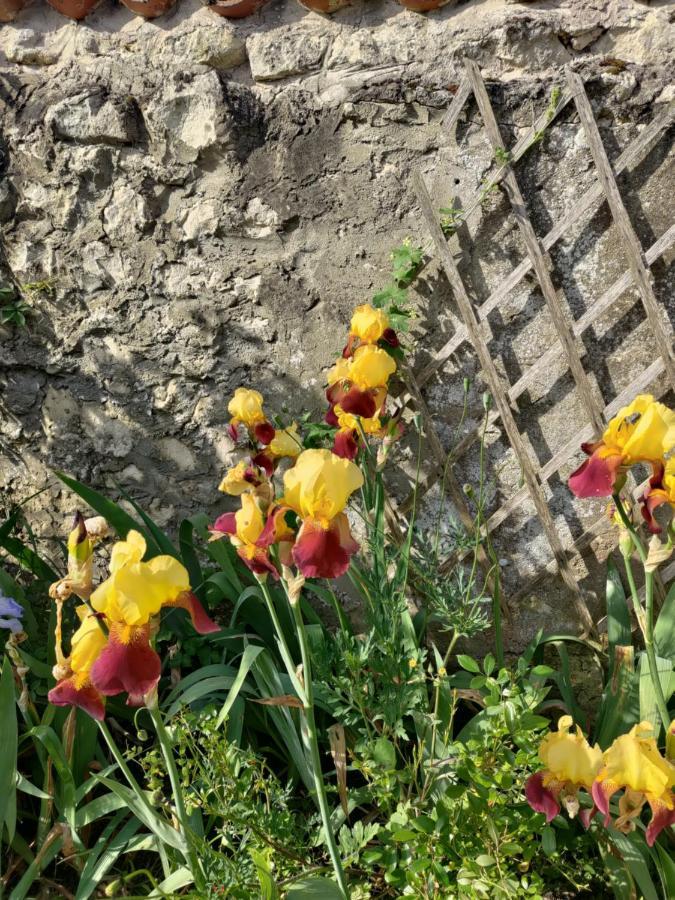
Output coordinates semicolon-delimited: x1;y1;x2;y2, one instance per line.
397;63;675;635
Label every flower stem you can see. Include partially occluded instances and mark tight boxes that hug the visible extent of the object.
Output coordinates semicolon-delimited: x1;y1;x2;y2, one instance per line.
643;571;671;736
257;578;307;704
612;495;670;736
147;701;205;890
288;592;350;899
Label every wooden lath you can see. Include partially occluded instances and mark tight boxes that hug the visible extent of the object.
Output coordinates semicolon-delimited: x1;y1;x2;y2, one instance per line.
404;65;674;632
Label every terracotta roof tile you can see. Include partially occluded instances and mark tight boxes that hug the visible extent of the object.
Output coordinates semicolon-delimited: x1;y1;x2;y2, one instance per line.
1;0;452;22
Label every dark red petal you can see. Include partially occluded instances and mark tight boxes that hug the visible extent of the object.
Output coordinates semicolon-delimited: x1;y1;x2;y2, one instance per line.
381;328;399;348
645;798;675;847
237;546;279;579
211;512;237;536
227;423;240;442
166;590;219;634
254;422;275;446
640;461;668;534
640;490;668;534
333;429;359;460
48;678;105;721
569;450;624;498
325;405;339;427
326;382;347;407
90;624;161;703
524;772;560;823
591;780;620;828
342;335;356;358
340;386;376;418
580;440;602;457
252;451;274;476
292;513;359;580
256;505;294;550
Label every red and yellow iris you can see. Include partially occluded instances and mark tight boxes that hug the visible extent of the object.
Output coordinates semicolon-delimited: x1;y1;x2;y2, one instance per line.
526;717;675;846
212;449;363;581
227;387;275;446
569;395;675;500
48;529;218;720
525;716;602;827
325;304;402;460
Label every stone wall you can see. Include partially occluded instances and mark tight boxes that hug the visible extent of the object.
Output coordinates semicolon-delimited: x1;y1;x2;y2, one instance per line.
0;0;673;646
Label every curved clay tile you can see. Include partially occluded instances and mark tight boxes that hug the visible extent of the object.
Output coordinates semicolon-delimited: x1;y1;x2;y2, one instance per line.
297;0;351;10
200;0;270;17
0;0;28;22
46;0;101;18
0;0;27;21
397;0;455;8
120;0;176;16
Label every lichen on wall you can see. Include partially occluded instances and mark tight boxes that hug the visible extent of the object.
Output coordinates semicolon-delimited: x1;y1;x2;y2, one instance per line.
0;0;673;644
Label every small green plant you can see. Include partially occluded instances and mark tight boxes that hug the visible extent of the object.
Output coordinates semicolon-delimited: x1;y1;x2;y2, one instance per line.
0;283;30;327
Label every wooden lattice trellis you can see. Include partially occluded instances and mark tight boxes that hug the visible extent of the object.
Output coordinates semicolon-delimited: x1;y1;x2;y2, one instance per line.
393;63;675;636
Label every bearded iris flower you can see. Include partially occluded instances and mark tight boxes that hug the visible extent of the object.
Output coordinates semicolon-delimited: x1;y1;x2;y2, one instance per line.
281;449;363;579
591;722;675;846
48;606;108;720
343;303;399;356
219;460;263;496
568;395;675;499
211;493;292;579
333;408;383;460
327;345;395;420
50;530;218;718
525;716;603;826
227;387;275;446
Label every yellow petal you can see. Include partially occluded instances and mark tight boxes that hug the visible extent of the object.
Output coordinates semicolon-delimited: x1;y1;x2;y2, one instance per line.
69;610;107;676
283;448;364;521
350;304;389;344
235;493;266;546
603;395;675;462
349;345;396;390
228;388;265;426
599;722;675;800
327;357;352;386
109;530;147;574
539;715;603;789
109;556;190;626
269;423;303;458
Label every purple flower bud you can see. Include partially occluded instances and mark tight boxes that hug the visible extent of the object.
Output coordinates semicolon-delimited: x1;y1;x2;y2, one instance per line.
0;594;23;621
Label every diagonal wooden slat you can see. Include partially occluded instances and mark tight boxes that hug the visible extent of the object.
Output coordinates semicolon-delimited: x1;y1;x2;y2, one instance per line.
465;61;606;436
413;168;596;636
566;69;675;390
400;219;675;517
416;99;675;388
438;358;667;581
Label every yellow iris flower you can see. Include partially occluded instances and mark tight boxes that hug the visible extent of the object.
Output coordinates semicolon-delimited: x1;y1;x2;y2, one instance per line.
539;716;603;790
268;423;303;458
283;448;364;524
349;345;397;390
91;530;190;627
602;395;675;463
350;304;390;344
228;387;266;427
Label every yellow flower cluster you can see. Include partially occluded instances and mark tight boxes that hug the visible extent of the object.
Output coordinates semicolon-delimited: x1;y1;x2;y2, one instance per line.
526;716;675;846
569;394;675;533
325;303;402;460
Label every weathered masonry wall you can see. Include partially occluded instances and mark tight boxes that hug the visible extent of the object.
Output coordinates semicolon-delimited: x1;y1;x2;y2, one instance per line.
0;0;673;646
